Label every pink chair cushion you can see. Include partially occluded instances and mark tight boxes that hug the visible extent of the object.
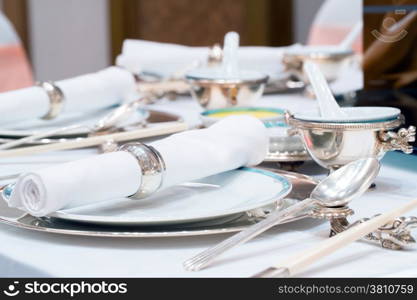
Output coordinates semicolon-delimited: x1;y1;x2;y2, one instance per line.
0;44;34;92
308;25;362;53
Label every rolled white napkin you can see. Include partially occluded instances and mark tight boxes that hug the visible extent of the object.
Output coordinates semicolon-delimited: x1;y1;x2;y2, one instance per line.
116;39;288;77
7;115;268;216
0;66;136;124
8;152;141;217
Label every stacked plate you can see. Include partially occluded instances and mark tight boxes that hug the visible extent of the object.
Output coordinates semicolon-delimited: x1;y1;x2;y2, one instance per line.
0;107;183;146
201;107;310;163
0;168;318;238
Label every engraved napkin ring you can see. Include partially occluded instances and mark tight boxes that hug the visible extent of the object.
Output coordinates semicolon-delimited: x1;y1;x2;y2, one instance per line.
119;142;166;199
36;81;65;120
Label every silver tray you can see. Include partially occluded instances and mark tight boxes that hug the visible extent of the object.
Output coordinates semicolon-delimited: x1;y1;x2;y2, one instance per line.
264;75;305;94
0;169;317;238
265;136;310;163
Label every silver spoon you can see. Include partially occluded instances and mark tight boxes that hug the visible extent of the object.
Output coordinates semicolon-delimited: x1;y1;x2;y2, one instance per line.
183;157;380;271
0;95;154;151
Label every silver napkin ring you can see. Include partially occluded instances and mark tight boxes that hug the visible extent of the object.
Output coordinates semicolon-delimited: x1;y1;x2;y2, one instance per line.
36;81;65;120
118;142;166;199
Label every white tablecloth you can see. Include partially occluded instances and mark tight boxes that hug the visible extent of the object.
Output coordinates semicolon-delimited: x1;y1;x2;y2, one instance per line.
0;94;416;277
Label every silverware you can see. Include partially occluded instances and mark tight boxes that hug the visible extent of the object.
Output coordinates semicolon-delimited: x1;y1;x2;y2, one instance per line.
183;158;380;271
331;214;417;250
287;112;416;171
0;122;187;159
0;109;182;148
186;75;268;109
0;96;155;151
303;61;347;118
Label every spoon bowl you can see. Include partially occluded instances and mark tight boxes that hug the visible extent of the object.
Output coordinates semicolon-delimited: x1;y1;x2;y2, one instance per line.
311;157;380;207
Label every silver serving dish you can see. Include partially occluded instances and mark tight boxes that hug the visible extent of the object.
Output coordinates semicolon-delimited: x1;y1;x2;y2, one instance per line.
0;170;319;238
186;75;269;109
287;112;416;171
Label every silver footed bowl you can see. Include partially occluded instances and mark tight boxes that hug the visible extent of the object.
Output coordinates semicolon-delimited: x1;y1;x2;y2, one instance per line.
287;112;416;171
185;74;269;110
282;49;353;82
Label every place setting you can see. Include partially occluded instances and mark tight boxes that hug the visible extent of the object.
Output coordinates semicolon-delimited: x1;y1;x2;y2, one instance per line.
1;5;417;280
0;115;297;234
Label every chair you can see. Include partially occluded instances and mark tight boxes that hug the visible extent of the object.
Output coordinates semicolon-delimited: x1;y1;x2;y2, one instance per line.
0;11;33;92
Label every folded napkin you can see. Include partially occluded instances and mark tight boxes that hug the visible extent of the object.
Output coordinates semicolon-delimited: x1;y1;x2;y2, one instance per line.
0;66;136;124
7;115;268;216
116;39;288;77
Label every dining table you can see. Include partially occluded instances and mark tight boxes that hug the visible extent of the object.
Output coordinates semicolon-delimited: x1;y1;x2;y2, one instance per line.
0;93;416;278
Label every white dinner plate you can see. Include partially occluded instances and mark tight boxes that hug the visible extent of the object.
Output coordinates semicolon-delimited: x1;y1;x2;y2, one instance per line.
0;108;114;136
0;108;180;138
50;167;291;226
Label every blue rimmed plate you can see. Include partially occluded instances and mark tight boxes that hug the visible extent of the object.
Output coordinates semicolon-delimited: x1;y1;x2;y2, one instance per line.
201;107;286;128
49;167;291;226
294;107;401;123
0;108;180;138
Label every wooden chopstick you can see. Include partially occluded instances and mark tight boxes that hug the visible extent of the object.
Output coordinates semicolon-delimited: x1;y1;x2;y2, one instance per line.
0;122;187;158
253;198;417;277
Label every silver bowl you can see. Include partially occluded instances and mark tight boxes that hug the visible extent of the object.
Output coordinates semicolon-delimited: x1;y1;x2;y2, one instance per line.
282;48;354;82
287;112;416;171
186;75;269;110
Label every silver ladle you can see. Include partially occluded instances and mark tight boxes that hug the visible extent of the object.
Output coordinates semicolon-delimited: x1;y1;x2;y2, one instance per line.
183;157;380;271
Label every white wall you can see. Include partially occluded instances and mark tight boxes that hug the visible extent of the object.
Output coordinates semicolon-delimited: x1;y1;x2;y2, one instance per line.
293;0;325;43
28;0;110;81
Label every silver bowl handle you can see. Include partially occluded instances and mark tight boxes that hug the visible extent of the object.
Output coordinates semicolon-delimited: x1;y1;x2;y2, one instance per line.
379;125;416;154
312;205;417;250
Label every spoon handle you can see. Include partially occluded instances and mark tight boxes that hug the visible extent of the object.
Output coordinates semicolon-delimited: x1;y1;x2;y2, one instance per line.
222;32;240;77
183;198;316;272
303;61;347;118
0;124;85;150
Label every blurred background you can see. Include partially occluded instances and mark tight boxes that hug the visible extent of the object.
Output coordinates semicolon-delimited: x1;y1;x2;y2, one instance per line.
1;0;416;144
0;0;328;81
